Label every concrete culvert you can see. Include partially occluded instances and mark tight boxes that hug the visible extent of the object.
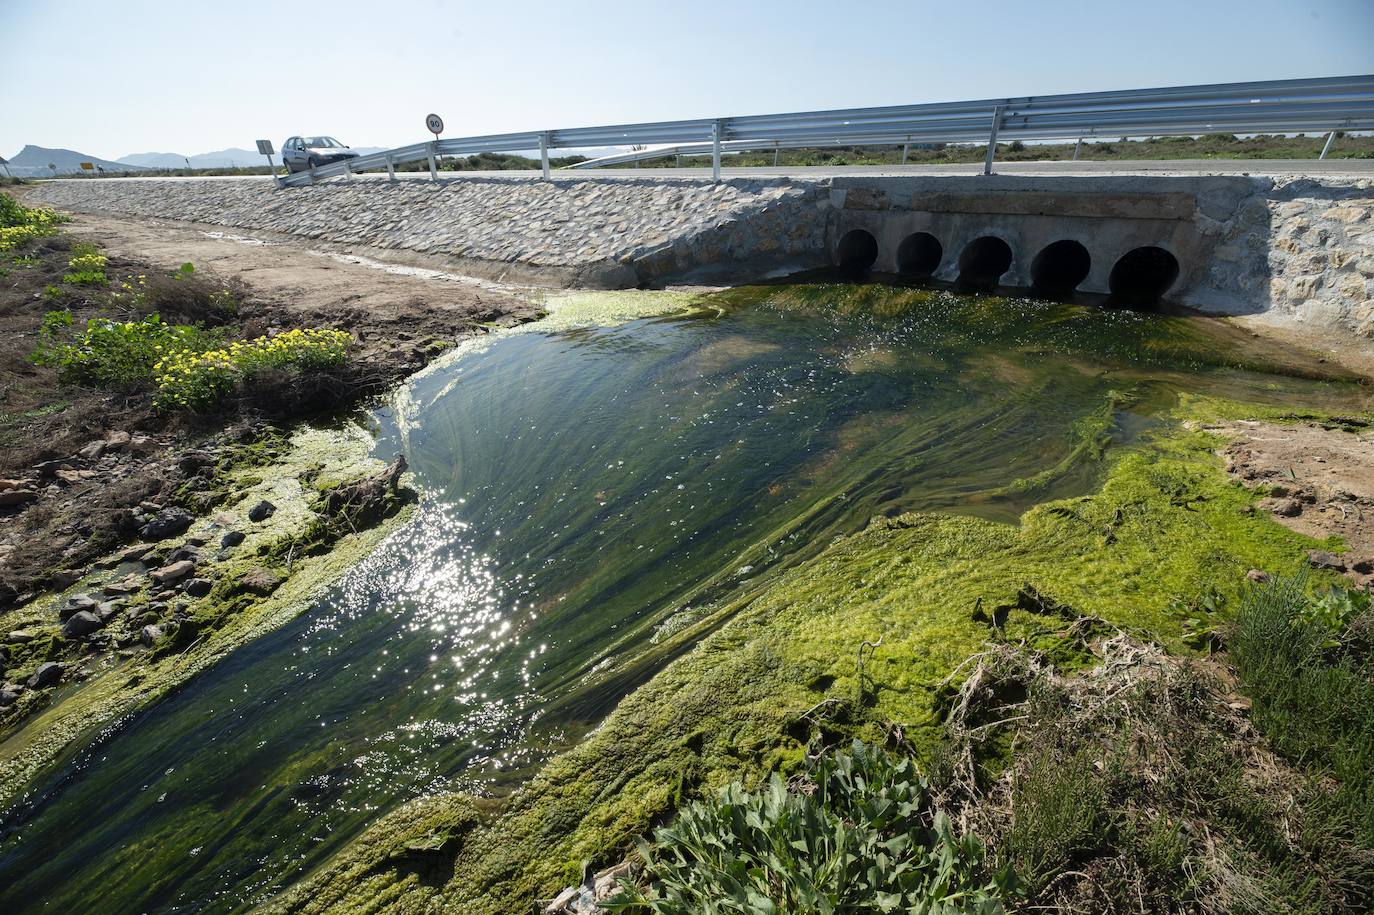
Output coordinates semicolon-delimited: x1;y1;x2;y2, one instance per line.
836;229;878;275
956;236;1013;291
1031;240;1091;296
896;232;943;278
1109;246;1180;305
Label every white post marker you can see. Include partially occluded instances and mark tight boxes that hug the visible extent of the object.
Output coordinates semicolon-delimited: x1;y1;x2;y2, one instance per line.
256;140;279;182
426;113;444;181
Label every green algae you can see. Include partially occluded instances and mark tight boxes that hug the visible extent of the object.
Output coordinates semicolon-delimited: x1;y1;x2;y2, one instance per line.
271;396;1353;915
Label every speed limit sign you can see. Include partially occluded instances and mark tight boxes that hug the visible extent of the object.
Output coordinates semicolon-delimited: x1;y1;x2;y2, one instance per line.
425;113;444;137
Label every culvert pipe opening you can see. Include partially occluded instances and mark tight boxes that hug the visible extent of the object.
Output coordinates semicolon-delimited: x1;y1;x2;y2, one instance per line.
896;232;943;278
1108;246;1180;305
956;236;1012;291
836;229;878;275
1031;240;1091;296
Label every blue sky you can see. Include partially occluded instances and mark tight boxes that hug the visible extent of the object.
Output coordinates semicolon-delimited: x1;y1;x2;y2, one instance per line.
3;0;1372;159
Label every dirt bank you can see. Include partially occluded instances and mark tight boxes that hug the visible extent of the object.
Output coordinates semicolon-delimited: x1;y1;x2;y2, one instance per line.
1215;417;1374;586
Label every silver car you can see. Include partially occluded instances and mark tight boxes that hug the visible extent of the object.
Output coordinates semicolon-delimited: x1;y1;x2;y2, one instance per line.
282;136;359;173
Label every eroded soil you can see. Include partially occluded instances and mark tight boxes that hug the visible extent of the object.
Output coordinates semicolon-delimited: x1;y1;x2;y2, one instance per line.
1215;418;1374;586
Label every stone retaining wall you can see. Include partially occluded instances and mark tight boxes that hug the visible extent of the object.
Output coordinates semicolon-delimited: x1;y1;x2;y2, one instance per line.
28;176;830;288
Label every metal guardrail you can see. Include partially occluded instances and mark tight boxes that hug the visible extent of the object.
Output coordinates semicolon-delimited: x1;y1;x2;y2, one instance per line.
279;75;1374;186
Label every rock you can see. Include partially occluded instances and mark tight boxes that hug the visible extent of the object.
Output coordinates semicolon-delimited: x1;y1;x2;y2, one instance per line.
247;500;276;522
221;530;246;548
27;661;64;689
1246;569;1271;583
32;460;66;479
50;569;82;589
7;630;36;644
0;478;28;491
239;567;283;596
0;684;23;707
129;434;156;453
56;469;98;484
1307;550;1346;571
104;573;144;595
139;625;163;647
137;500;163;513
59;594;99;621
62;610;103;639
152;560;196;585
116;544;156;564
0;489;38;508
1352;557;1374;574
104;430;132;451
183;578;212;597
184;536;208;547
1269;498;1302;517
177;449;216;473
76;440;106;461
165;545;201;564
96;600;126;622
140;507;195;541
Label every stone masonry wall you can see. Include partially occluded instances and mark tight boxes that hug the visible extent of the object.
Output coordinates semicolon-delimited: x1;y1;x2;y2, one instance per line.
28;176;829;288
1263;179;1374;339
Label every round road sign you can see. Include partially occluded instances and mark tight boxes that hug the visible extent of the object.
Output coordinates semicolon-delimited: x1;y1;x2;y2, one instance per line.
425;113;444;136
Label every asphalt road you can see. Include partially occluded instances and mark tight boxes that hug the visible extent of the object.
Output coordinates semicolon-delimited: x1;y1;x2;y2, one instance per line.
42;158;1374;183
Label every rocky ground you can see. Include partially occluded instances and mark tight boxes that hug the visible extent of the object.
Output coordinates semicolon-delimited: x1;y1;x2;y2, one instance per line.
1216;416;1374;587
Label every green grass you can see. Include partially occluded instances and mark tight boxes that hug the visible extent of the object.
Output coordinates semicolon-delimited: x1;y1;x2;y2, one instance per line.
1230;573;1374;847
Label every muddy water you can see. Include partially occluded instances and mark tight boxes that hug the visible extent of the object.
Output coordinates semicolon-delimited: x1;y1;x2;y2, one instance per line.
0;286;1364;913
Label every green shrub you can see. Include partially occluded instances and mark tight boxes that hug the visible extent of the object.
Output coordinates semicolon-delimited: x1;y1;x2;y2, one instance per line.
606;740;1013;914
61;243;108;285
33;313;220;391
0;192;66;250
154;327;350;411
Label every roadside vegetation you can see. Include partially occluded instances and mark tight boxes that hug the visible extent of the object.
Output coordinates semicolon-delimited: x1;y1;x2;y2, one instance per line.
622;132;1374;169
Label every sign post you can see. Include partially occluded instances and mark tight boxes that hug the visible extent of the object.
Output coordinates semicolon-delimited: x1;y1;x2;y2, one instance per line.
80;162;94;177
0;156;11;179
256;139;279;182
425;114;444;181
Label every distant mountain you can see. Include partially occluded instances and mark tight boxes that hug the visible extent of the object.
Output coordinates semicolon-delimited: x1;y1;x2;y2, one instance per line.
5;145;148;177
119;145;389;169
119;148;268;169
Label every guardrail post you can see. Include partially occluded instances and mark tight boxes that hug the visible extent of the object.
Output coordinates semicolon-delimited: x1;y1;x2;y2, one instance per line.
982;105;1004;176
773;142;780;167
540;132;551;180
428;142;439;181
385;154;396;183
711;120;723;182
901;138;910;165
1072;137;1083;161
1320;130;1337;160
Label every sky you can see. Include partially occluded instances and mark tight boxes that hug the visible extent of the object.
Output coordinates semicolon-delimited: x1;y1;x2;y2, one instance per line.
2;0;1372;160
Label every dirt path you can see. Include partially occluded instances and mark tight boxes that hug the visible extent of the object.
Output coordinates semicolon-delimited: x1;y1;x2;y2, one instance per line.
1214;419;1374;586
59;210;544;342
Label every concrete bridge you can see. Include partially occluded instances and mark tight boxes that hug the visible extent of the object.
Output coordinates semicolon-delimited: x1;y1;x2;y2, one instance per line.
26;166;1374;340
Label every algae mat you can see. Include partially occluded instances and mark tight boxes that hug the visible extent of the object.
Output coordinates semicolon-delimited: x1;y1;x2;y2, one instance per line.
0;286;1366;913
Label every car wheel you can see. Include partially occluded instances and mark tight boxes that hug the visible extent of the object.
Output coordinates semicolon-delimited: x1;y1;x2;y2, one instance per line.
307;156;320;170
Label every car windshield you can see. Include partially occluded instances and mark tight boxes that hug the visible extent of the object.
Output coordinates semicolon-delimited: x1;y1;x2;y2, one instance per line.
302;137;342;148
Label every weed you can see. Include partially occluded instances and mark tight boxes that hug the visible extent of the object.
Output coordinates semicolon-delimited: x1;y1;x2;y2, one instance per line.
61;244;108;286
607;740;1014;914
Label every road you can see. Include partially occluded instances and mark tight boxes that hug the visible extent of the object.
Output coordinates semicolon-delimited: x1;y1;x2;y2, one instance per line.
40;158;1374;183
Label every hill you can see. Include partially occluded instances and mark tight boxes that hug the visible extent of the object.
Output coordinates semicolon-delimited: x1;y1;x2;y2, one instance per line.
5;145;148;177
